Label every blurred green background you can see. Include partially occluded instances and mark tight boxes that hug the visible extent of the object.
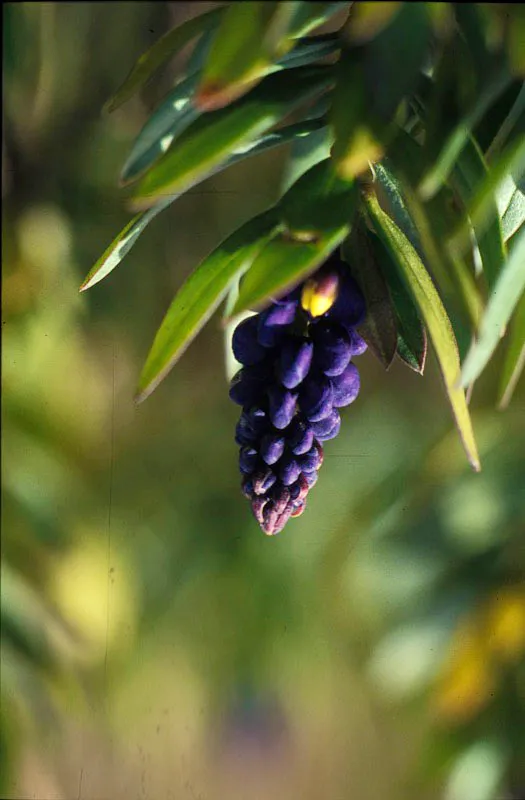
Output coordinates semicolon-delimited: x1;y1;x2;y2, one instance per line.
2;3;525;799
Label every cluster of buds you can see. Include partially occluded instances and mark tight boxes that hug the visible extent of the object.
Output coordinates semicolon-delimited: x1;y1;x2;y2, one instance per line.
229;253;367;535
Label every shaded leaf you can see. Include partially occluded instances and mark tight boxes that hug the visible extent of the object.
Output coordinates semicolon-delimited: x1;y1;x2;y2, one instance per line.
104;7;224;113
136;210;281;403
131;64;334;208
80;197;175;291
460;227;525;387
82;118;329;291
342;224;398;369
368;231;427;374
364;190;480;472
497;291;525;409
418;67;513;199
343;1;402;44
287;2;350;38
449;136;506;289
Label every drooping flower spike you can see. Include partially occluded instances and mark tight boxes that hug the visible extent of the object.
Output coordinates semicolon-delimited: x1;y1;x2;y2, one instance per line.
229;251;367;535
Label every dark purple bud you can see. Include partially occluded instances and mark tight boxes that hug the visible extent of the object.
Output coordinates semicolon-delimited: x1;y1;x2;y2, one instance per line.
311;323;352;377
329;273;366;330
268;386;297;429
232;316;269;365
304;471;319;487
235;414;258;446
348;329;368;355
229;367;269;408
299;377;334;422
310;410;341;441
257;302;297;347
288;419;315;455
331;363;360;407
270;484;291;516
299;441;323;472
252;467;277;495
279;338;314;389
241;477;254;499
260;433;286;466
289;474;309;502
246;407;269;436
278;455;302;486
239;446;258;475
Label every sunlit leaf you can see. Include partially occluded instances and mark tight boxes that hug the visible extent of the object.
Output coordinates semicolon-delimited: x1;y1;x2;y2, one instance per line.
449;136;506;289
80;197;175;291
136;210;281;403
104;7;224;113
364;190;480;471
500;177;525;243
460;227;525;388
497;290;525;409
343;1;402;44
287;2;350;38
131;64;334;208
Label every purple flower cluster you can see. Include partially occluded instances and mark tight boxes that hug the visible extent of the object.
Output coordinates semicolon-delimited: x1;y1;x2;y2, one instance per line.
229;256;367;535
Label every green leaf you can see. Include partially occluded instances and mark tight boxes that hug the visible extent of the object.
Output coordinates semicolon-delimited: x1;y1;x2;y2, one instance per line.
418;67;513;199
131;64;334;208
449;136;506;289
485;82;525;158
344;1;402;44
500;177;525;243
287;2;350;38
460;226;525;387
104;7;224;113
280;102;333;192
368;231;427;374
364;190;480;472
195;2;296;110
342;224;398;369
81;118;328;291
79;197;175;291
497;290;525;409
135;210;281;403
121;73;201;184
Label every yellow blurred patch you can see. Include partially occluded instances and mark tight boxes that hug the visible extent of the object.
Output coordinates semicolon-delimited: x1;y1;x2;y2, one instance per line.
432;625;495;724
484;588;525;663
301;276;338;318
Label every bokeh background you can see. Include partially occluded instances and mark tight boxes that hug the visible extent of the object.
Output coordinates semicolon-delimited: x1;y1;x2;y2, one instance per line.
2;3;525;799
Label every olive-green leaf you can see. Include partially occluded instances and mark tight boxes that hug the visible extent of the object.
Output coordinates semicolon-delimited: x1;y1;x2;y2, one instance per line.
364;190;480;471
449;136;506;289
104;6;224;113
287;2;350;38
195;2;297;110
368;231;427;374
501;178;525;243
343;225;398;369
136;210;281;403
497;290;525;409
131;64;334;208
81;118;328;292
79;196;176;292
230;226;350;318
460;226;525;388
418;67;513;200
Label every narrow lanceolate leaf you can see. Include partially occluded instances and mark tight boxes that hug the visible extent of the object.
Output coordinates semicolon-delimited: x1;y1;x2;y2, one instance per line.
79;197;175;291
449;136;506;290
230;227;350;318
195;2;296;111
231;158;357;315
81;119;327;291
121;73;201;184
343;225;398;369
287;2;350;38
136;211;281;403
418;67;513;199
460;227;525;388
368;231;427;374
131;64;334;208
497;291;525;409
501;179;525;243
364;190;480;472
104;7;223;113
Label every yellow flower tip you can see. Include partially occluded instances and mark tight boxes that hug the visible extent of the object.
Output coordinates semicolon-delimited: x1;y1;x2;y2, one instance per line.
301;272;340;318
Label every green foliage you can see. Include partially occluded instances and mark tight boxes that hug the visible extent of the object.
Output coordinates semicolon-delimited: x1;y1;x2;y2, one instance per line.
83;0;525;468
